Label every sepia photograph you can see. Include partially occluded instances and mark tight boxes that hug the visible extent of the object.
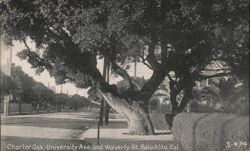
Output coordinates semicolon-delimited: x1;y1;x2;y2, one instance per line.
0;0;249;151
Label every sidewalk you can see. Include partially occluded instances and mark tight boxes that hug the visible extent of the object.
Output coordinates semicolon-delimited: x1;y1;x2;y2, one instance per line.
81;119;179;151
82;127;174;142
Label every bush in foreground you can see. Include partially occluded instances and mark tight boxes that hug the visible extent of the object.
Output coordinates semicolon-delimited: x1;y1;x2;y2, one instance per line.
172;113;249;151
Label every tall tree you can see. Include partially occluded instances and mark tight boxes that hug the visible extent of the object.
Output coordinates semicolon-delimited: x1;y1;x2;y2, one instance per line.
103;58;110;125
32;82;55;107
0;72;14;97
54;93;69;111
68;94;90;110
11;66;35;103
1;0;248;135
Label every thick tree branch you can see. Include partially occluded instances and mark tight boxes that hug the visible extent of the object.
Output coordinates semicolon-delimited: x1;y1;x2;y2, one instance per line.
89;66;118;95
107;38;134;88
161;41;169;66
132;36;170;102
23;38;32;52
141;61;153;70
174;73;195;114
203;68;230;72
109;59;130;80
146;39;162;70
198;72;230;79
176;87;193;113
136;69;169;103
138;54;153;70
22;38;52;69
109;57;134;88
46;26;74;44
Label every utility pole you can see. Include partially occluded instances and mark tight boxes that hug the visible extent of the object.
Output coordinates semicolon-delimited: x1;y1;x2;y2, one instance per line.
1;39;12;116
60;84;62;93
104;59;110;125
97;57;113;144
99;58;106;126
97;57;106;144
134;59;137;77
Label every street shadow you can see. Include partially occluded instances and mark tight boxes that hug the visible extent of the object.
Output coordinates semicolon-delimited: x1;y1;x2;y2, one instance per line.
154;131;172;135
1;117;94;130
122;131;172;135
92;121;128;129
1;116;127;130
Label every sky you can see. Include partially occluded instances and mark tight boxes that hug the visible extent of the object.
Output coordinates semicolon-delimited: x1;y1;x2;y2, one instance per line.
11;40;153;97
11;41;89;96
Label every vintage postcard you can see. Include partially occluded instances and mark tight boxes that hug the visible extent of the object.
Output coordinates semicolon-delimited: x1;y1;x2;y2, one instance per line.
1;0;249;151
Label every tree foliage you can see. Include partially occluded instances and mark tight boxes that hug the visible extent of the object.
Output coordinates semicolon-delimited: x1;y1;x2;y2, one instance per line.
54;93;69;105
32;82;55;106
10;65;36;103
67;94;91;110
1;66;54;104
0;72;15;97
192;77;249;115
1;0;248;114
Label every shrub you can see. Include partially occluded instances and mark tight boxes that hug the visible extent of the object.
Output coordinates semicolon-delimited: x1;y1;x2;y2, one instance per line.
173;113;249;151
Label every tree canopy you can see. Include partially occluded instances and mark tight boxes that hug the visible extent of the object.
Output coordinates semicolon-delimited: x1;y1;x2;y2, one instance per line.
1;0;249;134
0;71;15;96
67;94;91;110
11;65;36;103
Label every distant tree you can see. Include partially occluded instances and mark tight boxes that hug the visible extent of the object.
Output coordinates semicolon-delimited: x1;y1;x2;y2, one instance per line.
11;76;23;102
0;72;16;104
0;72;14;97
11;65;36;104
32;82;55;107
87;86;101;103
67;94;90;110
54;93;69;111
81;96;91;107
1;69;23;104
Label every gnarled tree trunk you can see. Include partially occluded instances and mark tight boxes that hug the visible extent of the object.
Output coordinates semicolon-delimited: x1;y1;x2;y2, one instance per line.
165;77;195;128
99;91;154;135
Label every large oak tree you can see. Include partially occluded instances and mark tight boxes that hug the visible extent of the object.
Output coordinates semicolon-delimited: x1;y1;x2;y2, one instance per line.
1;0;248;135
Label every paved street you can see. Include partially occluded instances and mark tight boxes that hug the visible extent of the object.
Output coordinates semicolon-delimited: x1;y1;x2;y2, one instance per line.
1;112;100;151
1;111;178;151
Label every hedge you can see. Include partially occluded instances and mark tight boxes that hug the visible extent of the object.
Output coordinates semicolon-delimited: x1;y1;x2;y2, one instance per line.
172;113;249;151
